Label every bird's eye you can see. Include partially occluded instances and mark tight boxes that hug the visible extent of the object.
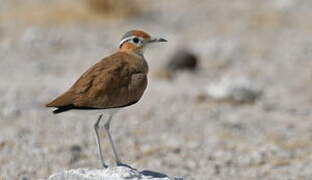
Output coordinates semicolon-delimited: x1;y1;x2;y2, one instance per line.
133;38;139;44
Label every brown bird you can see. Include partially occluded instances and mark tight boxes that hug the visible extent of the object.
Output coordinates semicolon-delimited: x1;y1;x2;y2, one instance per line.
46;30;167;168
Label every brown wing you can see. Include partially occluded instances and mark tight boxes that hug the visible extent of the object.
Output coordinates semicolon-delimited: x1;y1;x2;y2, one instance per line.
46;52;148;109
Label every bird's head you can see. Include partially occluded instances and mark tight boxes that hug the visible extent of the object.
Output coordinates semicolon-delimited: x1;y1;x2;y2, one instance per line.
119;30;167;55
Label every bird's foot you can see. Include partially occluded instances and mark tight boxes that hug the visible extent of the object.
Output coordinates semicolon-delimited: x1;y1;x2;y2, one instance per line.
116;161;133;169
102;163;108;169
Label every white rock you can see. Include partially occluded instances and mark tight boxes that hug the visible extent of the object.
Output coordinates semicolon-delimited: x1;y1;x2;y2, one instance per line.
47;166;183;180
205;76;262;104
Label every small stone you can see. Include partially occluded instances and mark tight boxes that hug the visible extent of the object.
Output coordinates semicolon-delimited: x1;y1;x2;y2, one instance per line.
70;145;82;164
70;145;82;153
172;147;181;154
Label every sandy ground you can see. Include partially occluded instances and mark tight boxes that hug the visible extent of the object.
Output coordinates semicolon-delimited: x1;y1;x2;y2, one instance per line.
1;0;312;179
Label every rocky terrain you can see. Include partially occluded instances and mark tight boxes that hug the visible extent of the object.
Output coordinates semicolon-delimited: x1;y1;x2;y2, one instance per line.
47;166;183;180
1;0;312;179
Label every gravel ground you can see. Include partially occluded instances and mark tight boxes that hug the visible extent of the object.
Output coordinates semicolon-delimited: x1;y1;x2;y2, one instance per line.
1;0;312;179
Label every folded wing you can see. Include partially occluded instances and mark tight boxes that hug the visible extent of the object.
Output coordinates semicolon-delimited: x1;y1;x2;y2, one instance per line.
46;52;148;112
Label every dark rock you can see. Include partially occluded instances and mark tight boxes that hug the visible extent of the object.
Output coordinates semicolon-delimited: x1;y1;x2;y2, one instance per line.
167;49;198;72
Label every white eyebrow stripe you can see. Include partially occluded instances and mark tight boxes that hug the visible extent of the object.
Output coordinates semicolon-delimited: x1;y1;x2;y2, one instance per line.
119;36;136;47
119;36;145;47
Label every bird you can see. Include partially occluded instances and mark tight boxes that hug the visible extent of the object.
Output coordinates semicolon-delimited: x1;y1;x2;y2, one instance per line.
46;30;167;168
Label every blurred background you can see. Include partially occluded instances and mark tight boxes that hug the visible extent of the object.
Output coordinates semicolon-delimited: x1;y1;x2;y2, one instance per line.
1;0;312;179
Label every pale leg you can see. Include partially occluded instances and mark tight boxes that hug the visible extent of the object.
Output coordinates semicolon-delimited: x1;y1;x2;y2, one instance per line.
104;114;122;165
94;114;107;168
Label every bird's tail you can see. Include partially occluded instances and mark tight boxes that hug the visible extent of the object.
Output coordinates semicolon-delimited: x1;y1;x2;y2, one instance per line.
51;105;74;114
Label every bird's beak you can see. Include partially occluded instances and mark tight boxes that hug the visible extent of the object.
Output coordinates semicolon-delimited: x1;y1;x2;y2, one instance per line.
148;37;168;43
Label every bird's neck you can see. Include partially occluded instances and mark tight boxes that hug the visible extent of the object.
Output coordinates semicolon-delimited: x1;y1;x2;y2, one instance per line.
120;49;145;59
119;42;144;57
117;50;148;74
